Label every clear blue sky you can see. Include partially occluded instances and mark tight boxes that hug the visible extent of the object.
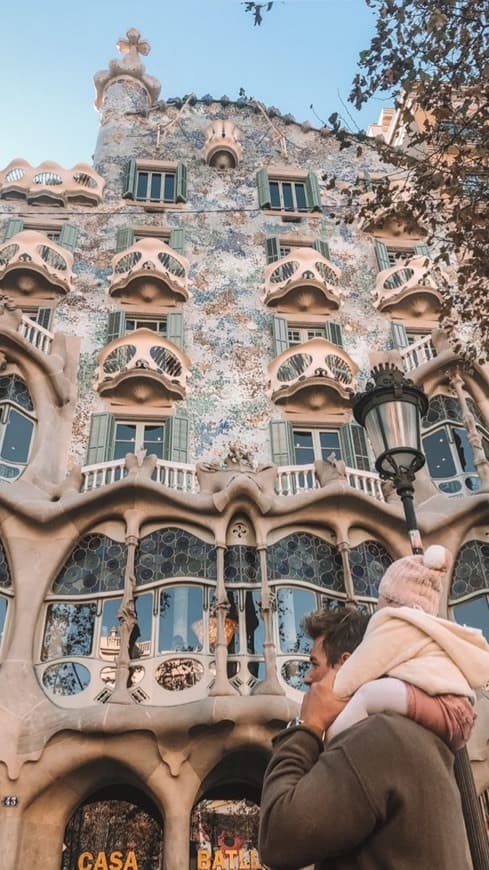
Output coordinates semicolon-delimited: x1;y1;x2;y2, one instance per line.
1;0;384;168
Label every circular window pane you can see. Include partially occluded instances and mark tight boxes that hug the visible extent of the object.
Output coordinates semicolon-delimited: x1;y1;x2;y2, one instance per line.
42;661;90;695
281;659;309;691
155;657;204;691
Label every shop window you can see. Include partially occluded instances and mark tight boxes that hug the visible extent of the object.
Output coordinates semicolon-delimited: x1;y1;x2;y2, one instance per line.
190;798;261;870
0;374;36;480
122;159;187;204
422;396;489;494
257;168;321;214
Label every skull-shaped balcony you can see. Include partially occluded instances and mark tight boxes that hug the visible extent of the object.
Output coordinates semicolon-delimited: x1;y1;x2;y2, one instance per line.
204;119;243;168
95;329;191;408
373;255;444;320
263;247;341;315
0;159;104;206
109;238;189;307
0;230;73;301
268;338;358;416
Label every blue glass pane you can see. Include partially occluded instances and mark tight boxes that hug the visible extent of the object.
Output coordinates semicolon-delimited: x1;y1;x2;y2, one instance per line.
53;535;126;595
282;182;294;211
423;429;457;478
224;546;261;584
158;586;203;652
246;590;264;655
451;541;489;600
0;539;11;588
293;431;314;465
136;528;217;586
295;183;307;210
270;181;281;209
98;598;122;659
0;596;7;644
150;173;162;200
349;540;393;598
1;409;33;464
454;597;489;641
136;172;148;199
41;602;96;660
453;427;475;473
134;592;153;657
276;587;316;653
164;174;175;202
42;661;91;695
268;533;344;591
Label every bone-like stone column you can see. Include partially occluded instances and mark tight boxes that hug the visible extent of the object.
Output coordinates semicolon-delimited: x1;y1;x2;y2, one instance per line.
208;546;238;696
450;369;489;491
252;545;284;695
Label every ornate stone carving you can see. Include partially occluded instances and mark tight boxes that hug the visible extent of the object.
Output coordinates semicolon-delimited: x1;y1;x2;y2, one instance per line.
314;453;347;487
94;28;161;110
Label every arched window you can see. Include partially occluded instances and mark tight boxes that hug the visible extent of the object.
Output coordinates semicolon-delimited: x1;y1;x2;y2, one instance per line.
450;540;489;639
0;538;12;654
422;395;489;495
0;374;36;480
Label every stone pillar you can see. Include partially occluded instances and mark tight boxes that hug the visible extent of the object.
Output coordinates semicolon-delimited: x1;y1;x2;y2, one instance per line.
252;545;283;695
110;516;140;704
450;370;489;491
208;546;238;697
337;540;356;601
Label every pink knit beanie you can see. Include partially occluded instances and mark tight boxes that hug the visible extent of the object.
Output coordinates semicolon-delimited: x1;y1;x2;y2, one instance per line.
378;545;452;615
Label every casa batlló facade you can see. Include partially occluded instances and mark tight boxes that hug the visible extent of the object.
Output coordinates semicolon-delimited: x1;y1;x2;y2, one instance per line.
0;28;488;870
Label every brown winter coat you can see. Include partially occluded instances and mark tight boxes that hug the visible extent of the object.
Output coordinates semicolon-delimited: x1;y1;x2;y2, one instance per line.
259;714;469;869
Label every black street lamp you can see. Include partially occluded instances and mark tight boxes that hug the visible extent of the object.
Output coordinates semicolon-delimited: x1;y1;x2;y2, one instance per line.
351;363;428;555
352;362;489;869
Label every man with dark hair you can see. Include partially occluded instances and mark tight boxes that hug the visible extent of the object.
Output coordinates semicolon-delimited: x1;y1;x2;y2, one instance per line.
259;605;469;869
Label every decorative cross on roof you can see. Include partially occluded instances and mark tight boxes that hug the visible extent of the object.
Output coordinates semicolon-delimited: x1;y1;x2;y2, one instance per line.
116;28;151;60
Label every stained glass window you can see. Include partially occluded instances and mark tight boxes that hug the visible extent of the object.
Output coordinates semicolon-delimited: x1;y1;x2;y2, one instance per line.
41;602;97;660
224;546;261;584
450;541;489;600
135;528;217;586
0;539;11;588
267;533;344;592
349;540;393;598
0;374;34;411
52;535;126;595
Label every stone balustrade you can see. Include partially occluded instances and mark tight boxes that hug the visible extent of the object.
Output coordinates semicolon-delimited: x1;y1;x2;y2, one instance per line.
263;247;341;313
19;314;54;354
373;255;443;313
0;159;104;206
0;230;73;296
399;334;436;372
109;238;189;305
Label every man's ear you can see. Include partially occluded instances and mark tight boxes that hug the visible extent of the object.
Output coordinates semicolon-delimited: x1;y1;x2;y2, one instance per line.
338;651;351;666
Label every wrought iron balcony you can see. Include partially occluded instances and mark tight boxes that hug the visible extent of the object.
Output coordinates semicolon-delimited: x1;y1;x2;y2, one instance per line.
95;328;191;406
373;255;443;317
0;159;104;206
263;247;341;314
0;230;73;298
268;338;358;412
109;238;189;306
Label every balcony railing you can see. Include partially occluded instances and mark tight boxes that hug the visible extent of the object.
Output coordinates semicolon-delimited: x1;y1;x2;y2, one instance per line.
373;256;443;312
399;334;436;372
263;247;341;313
81;456;384;500
109;238;189;304
0;159;104;206
0;230;73;296
19;314;54;354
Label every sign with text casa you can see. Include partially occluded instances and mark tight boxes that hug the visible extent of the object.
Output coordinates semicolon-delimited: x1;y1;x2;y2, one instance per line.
196;848;262;869
77;852;139;870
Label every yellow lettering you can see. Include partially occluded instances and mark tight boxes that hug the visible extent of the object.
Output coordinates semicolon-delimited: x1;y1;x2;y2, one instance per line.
197;849;212;870
225;848;238;865
238;849;249;869
109;852;123;870
123;851;139;870
212;850;225;870
93;853;109;870
250;850;261;869
78;854;94;870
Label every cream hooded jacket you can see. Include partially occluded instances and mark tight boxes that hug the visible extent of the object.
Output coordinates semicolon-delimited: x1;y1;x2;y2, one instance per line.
334;606;489;701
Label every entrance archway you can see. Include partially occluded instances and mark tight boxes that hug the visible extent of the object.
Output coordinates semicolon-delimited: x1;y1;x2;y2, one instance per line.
61;784;164;870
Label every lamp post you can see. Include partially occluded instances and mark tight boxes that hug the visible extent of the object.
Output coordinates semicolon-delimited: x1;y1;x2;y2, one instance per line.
352;362;489;869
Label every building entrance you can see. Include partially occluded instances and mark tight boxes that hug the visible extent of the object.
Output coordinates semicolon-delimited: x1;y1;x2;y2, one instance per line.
61;785;164;870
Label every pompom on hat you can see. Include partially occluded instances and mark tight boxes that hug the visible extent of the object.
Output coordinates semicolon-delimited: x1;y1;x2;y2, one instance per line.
378;545;452;616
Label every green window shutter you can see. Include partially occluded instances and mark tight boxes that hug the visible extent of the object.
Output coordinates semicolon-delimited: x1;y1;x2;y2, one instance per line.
58;223;79;252
86;413;115;464
374;239;391;271
36;308;53;330
272;315;289;357
312;239;331;260
169;228;185;254
165;409;189;462
266;237;281;264
305;172;321;212
339;425;355;468
115;228;135;252
175;163;187;203
167;312;184;349
270;420;294;465
391;321;409;350
256;168;271;209
414;243;431;257
122;159;137;199
107;311;126;343
2;219;24;241
325;321;344;348
348;422;371;471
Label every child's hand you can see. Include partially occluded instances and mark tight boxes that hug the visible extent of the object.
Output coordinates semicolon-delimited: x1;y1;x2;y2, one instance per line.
300;673;350;737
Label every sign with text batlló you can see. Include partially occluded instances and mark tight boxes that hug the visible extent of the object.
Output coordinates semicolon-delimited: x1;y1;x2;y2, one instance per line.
76;852;139;870
196;847;262;869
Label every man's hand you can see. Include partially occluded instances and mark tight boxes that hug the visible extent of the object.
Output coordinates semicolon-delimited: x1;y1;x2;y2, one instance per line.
300;668;349;737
